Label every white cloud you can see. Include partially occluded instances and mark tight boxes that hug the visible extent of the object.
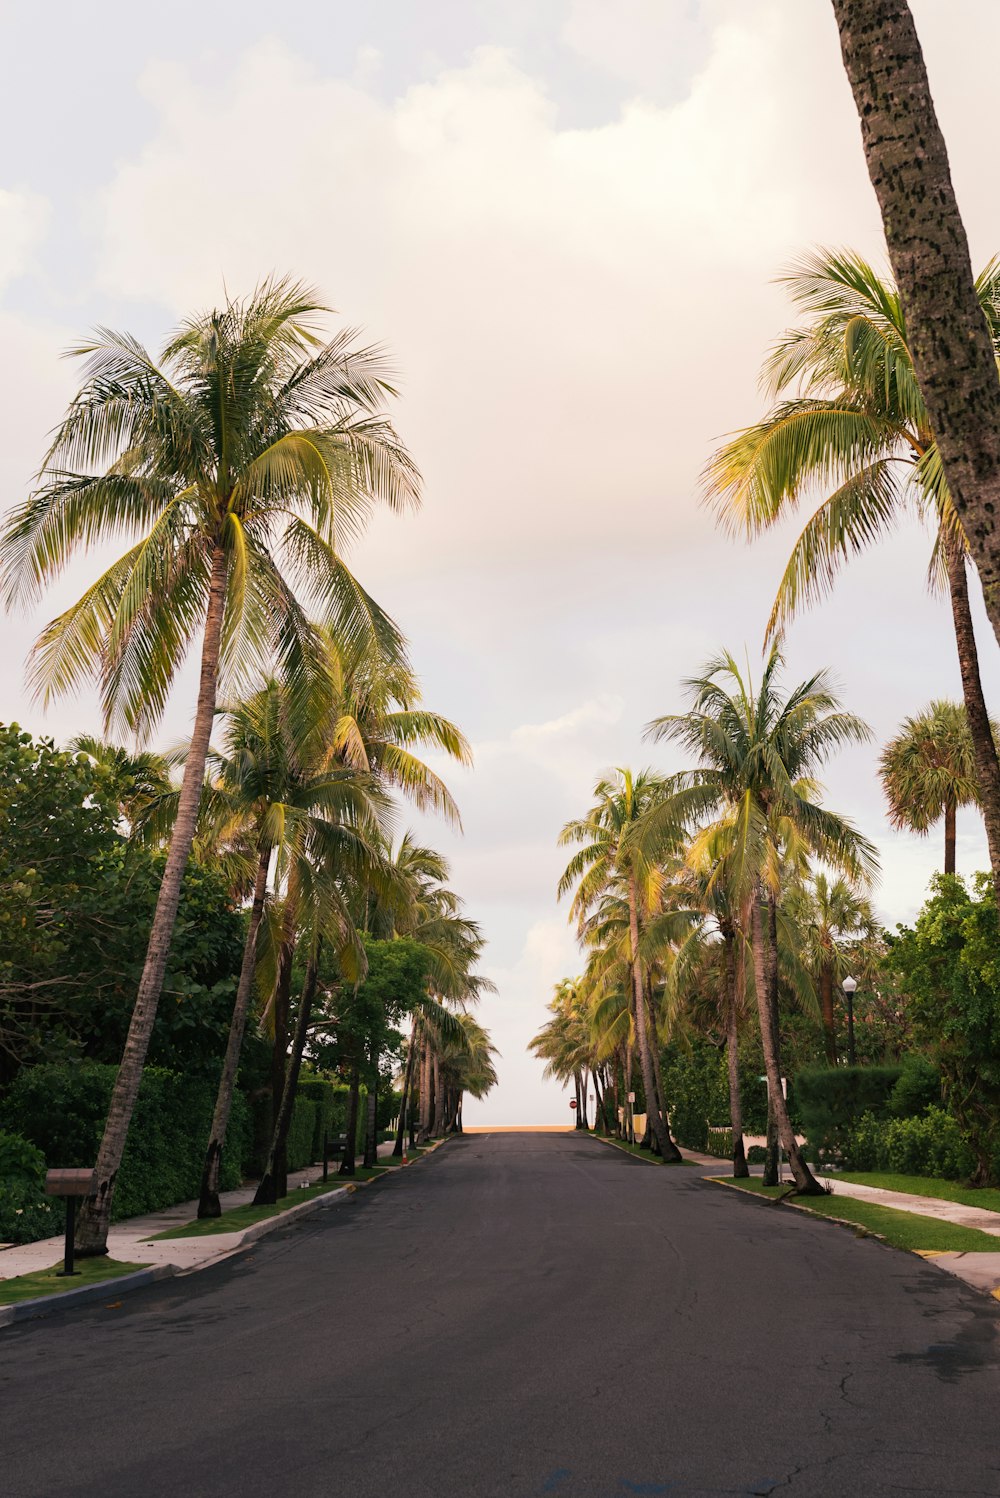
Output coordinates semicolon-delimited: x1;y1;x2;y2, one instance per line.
0;188;48;291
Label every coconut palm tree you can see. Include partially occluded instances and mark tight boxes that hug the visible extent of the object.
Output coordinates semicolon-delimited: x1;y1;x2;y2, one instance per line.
559;770;684;1162
69;736;172;834
647;647;878;1194
879;700;984;877
706;249;1000;910
0;280;420;1252
784;871;876;1065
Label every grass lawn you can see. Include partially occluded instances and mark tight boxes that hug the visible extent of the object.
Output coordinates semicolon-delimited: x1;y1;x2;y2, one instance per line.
595;1135;695;1166
715;1177;1000;1253
0;1257;147;1306
832;1171;1000;1215
150;1167;392;1240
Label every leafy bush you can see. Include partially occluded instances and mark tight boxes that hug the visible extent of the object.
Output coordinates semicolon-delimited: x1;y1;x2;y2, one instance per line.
297;1077;350;1157
662;1042;729;1151
889;1054;941;1119
3;1063;252;1231
0;1130;58;1244
845;1106;976;1180
797;1065;903;1162
286;1097;317;1172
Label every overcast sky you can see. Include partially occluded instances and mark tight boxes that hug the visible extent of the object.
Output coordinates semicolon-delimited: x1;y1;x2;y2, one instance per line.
3;2;999;1124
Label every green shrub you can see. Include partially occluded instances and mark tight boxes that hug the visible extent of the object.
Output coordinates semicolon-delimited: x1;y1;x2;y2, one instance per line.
286;1096;317;1172
703;1128;734;1160
662;1042;729;1152
846;1106;976;1180
297;1077;350;1158
3;1063;251;1231
797;1065;903;1162
889;1054;941;1119
0;1130;59;1244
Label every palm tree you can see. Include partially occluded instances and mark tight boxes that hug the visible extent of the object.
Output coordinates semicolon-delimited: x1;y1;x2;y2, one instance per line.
529;979;595;1130
647;647;878;1194
879;701;983;877
706;249;1000;910
0;280;420;1252
831;0;1000;639
784;871;875;1065
559;770;684;1162
69;736;172;834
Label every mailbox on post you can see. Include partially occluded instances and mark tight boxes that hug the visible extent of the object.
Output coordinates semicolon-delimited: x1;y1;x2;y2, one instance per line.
44;1168;95;1277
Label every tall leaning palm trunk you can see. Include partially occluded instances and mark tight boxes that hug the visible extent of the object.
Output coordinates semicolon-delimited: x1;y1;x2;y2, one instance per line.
722;925;748;1178
199;842;271;1217
832;0;1000;633
627;874;680;1162
750;897;819;1193
77;546;228;1252
256;955;320;1203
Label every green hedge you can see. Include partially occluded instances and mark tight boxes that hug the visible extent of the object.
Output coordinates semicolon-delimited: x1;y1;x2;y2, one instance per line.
797;1065;903;1162
2;1063;252;1226
845;1106;976;1180
662;1043;729;1152
297;1077;351;1158
0;1130;58;1244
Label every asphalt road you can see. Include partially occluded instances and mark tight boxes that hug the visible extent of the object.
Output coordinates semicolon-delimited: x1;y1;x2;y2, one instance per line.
4;1134;1000;1498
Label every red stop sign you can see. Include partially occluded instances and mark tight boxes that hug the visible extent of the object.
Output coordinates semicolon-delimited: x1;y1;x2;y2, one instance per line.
569;1099;578;1109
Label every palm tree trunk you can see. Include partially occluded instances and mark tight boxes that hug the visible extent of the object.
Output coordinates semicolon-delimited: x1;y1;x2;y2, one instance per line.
627;872;682;1162
942;534;1000;892
363;1045;379;1168
254;953;319;1204
820;960;837;1066
832;0;1000;637
266;886;300;1202
198;843;270;1217
751;895;823;1194
340;1058;361;1176
76;544;228;1255
944;800;957;875
723;929;748;1178
417;1038;432;1143
432;1054;445;1138
393;1018;419;1157
591;1067;606;1136
646;988;675;1158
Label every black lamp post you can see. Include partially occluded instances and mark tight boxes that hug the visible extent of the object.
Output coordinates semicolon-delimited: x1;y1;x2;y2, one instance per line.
842;975;858;1066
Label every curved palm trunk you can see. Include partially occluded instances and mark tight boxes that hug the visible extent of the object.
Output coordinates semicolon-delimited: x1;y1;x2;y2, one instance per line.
392;1017;419;1157
751;895;823;1194
199;844;270;1217
76;544;228;1255
627;872;681;1162
646;988;676;1159
832;0;1000;635
417;1038;433;1143
943;536;1000;893
723;928;748;1178
255;954;319;1204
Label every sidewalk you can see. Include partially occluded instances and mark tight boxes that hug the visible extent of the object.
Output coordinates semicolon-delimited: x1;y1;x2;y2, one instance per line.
1;1138;407;1283
703;1159;1000;1299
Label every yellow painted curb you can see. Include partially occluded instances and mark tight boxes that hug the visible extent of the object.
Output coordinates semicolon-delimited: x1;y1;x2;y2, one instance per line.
991;1287;1000;1303
915;1250;956;1259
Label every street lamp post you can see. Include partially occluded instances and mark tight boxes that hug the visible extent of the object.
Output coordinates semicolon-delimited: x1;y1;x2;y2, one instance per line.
842;976;858;1066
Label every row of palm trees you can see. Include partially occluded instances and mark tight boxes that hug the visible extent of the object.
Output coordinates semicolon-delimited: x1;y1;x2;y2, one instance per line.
535;648;878;1194
0;279;495;1251
536;246;1000;1192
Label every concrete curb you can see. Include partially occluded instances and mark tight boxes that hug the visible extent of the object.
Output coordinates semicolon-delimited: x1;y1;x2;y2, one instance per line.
0;1264;177;1328
587;1133;701;1167
0;1141;450;1330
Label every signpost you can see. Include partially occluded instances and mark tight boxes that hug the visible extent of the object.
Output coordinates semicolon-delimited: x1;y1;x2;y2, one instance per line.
569;1099;578;1110
44;1168;96;1277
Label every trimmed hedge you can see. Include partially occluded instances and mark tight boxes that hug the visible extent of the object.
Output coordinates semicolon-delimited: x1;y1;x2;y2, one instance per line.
2;1063;252;1225
845;1106;976;1180
662;1043;729;1152
797;1065;903;1162
297;1077;350;1159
